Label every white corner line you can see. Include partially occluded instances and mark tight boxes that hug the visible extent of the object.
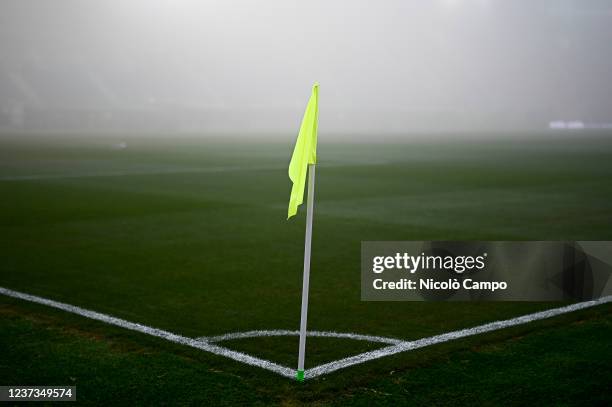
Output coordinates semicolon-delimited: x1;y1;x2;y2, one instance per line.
1;286;610;381
0;286;295;379
306;295;612;378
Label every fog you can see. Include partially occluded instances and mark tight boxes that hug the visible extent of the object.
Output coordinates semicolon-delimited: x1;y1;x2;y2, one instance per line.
1;0;611;135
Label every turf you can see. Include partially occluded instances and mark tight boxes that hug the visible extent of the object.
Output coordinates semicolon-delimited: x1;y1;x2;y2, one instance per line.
0;132;611;404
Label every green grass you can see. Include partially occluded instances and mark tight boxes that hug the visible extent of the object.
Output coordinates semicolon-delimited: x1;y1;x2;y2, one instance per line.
1;132;611;405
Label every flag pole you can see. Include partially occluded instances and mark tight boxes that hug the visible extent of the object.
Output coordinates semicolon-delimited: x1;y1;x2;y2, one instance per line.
297;163;316;381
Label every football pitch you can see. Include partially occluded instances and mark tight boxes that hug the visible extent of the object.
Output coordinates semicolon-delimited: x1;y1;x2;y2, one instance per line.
1;133;611;405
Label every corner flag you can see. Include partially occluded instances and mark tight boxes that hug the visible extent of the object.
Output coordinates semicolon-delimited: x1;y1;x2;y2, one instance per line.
287;83;319;381
288;83;319;219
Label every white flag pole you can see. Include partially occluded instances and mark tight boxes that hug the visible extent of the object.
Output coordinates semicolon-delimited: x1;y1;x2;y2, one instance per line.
297;163;316;381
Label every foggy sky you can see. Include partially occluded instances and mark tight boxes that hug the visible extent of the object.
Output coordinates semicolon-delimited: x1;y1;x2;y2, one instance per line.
1;0;611;133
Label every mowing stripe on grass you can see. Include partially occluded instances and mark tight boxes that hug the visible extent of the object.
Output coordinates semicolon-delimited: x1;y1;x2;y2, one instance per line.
0;161;388;181
1;286;610;380
0;166;280;181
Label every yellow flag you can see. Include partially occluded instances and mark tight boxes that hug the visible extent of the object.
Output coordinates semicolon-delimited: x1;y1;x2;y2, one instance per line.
288;83;319;219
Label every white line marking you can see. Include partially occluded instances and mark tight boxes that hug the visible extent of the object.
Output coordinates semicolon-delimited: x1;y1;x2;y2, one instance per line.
307;295;612;378
1;286;610;380
200;329;403;345
0;286;295;379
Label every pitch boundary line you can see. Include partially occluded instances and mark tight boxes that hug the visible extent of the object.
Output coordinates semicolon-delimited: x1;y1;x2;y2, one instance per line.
306;295;612;378
1;286;610;380
0;286;295;379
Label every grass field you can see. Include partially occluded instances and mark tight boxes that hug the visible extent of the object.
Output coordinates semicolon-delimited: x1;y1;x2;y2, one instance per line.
1;132;611;405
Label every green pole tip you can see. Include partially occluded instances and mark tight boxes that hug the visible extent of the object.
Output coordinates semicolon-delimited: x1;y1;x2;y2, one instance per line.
296;370;305;381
